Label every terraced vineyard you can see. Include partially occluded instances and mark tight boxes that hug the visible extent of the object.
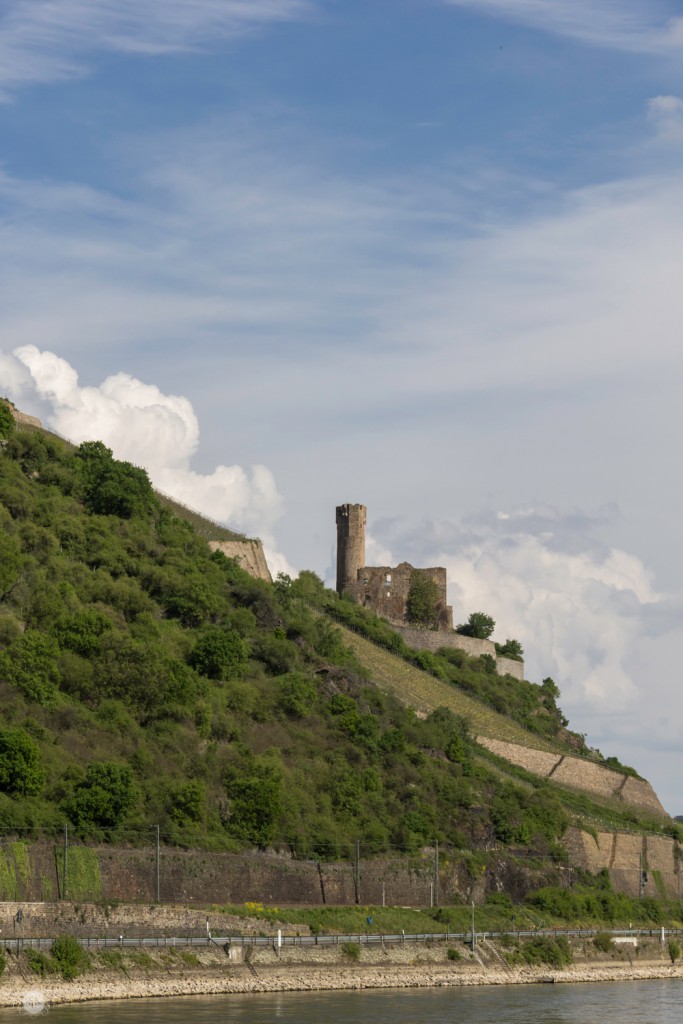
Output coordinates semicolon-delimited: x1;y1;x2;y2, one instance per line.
337;624;559;751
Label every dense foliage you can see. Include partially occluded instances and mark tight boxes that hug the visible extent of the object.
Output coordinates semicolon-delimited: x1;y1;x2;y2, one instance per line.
0;423;663;873
0;426;579;857
325;597;573;743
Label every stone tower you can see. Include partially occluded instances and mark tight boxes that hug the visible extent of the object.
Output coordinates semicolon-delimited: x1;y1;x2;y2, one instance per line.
336;503;367;595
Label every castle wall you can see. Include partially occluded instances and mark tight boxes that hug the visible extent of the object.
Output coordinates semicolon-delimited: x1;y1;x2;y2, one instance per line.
347;562;452;629
390;626;524;680
208;540;272;583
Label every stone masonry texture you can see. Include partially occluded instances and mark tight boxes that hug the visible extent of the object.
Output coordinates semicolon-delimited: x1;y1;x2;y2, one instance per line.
208;540;272;583
476;738;667;817
391;626;525;681
564;826;680;898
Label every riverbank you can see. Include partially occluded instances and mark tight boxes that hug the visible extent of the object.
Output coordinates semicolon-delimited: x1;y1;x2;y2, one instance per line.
1;937;682;1009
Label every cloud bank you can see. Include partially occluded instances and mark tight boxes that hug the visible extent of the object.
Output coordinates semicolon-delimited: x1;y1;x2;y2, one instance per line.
370;507;682;797
1;345;292;575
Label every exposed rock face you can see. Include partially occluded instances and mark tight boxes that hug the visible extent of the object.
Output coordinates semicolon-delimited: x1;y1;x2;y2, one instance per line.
209;540;272;582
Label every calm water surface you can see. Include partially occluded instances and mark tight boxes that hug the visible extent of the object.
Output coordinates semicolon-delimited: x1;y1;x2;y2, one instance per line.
2;981;683;1024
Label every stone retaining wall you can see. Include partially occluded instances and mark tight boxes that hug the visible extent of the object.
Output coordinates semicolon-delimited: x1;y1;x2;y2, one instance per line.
391;626;525;680
476;737;667;818
209;540;272;582
564;826;680;898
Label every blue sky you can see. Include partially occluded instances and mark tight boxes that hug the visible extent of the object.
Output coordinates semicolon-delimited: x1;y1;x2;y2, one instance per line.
2;0;683;810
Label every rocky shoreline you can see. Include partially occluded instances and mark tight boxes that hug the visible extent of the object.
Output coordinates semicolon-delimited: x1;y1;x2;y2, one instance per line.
1;943;683;1009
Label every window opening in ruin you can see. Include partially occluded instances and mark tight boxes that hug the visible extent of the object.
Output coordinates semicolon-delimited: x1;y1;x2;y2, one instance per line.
385;574;391;584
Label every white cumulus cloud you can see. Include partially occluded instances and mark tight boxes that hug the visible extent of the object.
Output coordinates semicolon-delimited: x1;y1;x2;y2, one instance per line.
2;345;293;575
370;506;682;809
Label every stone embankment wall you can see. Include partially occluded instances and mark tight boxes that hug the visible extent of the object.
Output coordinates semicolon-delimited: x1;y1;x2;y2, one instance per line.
564;826;681;899
209;540;272;582
391;625;525;681
477;737;667;818
0;843;558;912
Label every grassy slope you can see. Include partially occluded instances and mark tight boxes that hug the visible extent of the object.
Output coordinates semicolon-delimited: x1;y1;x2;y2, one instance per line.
338;626;557;750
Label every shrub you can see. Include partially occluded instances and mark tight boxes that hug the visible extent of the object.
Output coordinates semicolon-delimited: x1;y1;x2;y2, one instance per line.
593;932;614;953
519;936;573;968
25;948;54;977
0;631;61;706
0;948;6;976
668;939;681;964
341;942;361;961
446;947;462;961
77;441;155;519
51;935;90;980
190;628;249;681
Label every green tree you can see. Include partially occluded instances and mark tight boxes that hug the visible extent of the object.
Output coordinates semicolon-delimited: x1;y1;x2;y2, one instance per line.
0;533;22;600
67;762;136;830
0;728;46;796
53;610;112;657
77;441;155;519
0;400;15;439
406;572;439;626
225;757;283;848
277;671;317;717
190;628;249;680
170;780;205;827
0;630;61;705
457;611;495;639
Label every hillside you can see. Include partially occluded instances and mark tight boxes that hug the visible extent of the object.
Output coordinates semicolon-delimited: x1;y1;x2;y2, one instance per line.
0;402;673;873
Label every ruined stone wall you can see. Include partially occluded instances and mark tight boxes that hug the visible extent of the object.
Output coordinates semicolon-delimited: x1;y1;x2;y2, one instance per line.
390;626;524;680
208;540;272;583
476;737;667;818
346;562;451;629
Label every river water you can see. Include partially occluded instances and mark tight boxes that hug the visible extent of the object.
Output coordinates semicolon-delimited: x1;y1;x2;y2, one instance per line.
2;981;682;1024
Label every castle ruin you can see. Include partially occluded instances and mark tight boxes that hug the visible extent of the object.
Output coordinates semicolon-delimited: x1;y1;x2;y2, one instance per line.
335;502;524;680
336;503;453;628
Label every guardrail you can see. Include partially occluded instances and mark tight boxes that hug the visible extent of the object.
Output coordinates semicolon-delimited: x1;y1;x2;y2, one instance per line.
2;927;681;952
